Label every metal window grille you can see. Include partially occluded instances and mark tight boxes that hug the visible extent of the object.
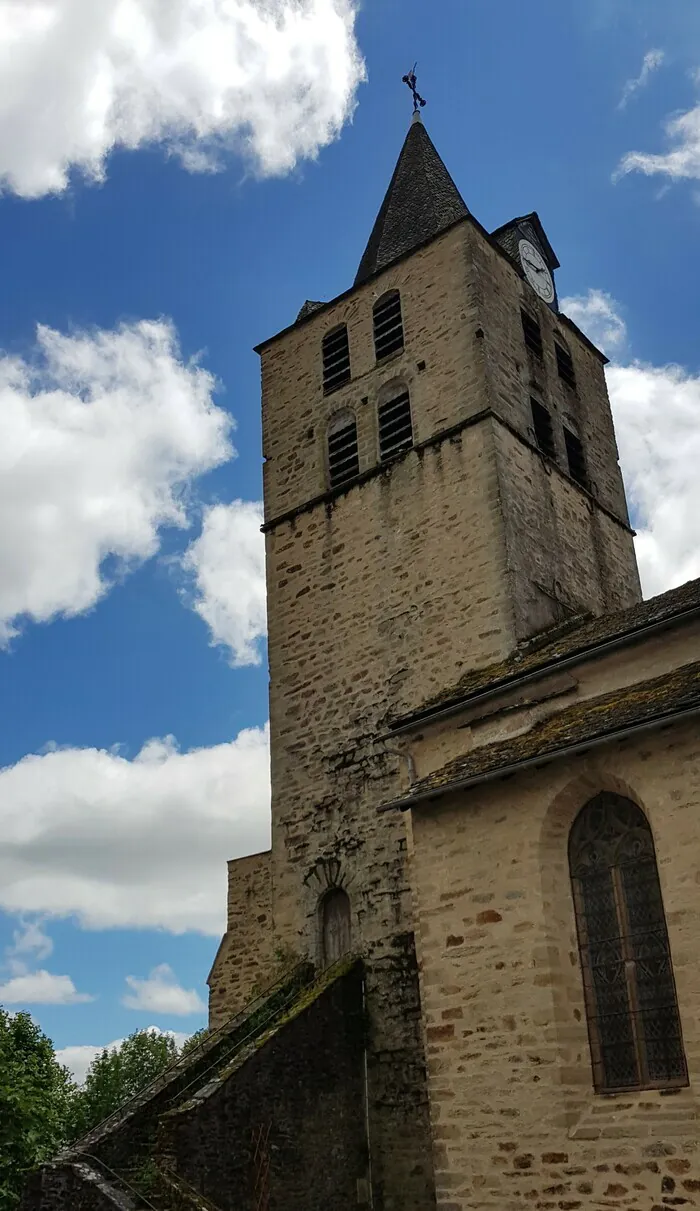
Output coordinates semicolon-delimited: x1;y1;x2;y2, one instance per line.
322;325;351;394
521;310;543;359
328;416;360;489
530;399;556;461
555;342;577;389
373;291;404;361
569;793;688;1094
564;427;588;488
378;391;413;461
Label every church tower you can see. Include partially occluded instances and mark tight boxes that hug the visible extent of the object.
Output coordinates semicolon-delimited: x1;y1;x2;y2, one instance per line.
208;113;642;1210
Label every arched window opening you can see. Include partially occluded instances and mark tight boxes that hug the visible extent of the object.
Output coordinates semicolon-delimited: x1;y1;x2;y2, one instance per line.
531;398;556;462
555;340;577;389
563;426;588;489
373;291;404;361
569;793;687;1094
378;389;413;462
322;324;351;395
328;412;359;490
321;888;351;967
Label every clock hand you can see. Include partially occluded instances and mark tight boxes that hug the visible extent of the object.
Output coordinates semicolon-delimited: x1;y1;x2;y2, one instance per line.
524;257;546;275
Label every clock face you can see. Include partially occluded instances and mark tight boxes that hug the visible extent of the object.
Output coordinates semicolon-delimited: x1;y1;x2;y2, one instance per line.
519;239;555;304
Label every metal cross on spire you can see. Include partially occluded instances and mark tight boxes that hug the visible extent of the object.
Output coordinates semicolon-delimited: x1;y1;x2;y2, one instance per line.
402;63;427;112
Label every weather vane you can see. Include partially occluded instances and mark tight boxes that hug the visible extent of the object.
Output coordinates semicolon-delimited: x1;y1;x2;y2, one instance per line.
402;63;426;112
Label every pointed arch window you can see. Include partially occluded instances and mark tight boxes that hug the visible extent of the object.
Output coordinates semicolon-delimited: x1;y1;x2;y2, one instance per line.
569;793;688;1094
321;888;351;967
373;291;404;361
327;411;360;489
322;324;351;394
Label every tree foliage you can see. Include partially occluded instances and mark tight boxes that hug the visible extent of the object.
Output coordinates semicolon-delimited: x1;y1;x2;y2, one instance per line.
68;1029;180;1141
0;1009;76;1211
1;1014;203;1206
179;1025;209;1057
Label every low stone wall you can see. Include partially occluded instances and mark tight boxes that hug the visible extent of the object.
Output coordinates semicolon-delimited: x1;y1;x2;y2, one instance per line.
163;960;369;1211
20;1163;135;1211
20;962;367;1211
71;961;314;1178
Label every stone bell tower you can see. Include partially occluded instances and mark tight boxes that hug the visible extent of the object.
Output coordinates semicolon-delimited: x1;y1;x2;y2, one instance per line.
208;111;641;1210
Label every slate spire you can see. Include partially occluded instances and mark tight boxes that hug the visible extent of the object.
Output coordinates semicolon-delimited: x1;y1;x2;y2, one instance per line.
355;113;469;286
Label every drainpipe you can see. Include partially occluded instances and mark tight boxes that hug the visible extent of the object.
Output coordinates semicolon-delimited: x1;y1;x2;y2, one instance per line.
361;971;375;1209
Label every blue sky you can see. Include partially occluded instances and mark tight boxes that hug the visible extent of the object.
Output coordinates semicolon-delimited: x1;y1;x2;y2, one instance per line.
1;0;699;1081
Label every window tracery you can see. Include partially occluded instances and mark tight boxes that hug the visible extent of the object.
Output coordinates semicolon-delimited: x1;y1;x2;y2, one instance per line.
569;793;687;1093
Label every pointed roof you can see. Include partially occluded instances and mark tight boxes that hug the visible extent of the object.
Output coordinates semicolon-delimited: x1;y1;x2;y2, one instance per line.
296;299;325;322
355;113;469;286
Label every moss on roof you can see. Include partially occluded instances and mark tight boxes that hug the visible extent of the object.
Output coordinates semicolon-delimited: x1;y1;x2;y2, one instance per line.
394;660;700;809
392;577;700;731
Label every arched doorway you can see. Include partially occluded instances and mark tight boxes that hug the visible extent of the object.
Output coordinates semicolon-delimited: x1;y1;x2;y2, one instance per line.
320;888;351;967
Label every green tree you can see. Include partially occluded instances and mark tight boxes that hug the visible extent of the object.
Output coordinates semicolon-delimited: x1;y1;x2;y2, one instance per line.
180;1026;209;1057
0;1008;76;1211
69;1029;179;1141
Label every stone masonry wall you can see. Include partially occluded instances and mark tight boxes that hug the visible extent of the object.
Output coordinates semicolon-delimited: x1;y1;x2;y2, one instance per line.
492;422;641;637
473;225;632;527
236;211;645;1209
165;963;368;1211
256;222;531;1211
409;722;700;1211
265;422;512;1211
20;1164;135;1211
470;221;641;635
260;223;487;523
208;851;274;1026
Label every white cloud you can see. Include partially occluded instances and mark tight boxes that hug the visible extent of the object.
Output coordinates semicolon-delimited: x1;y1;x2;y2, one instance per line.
607;361;700;596
0;0;364;199
563;288;700;595
562;290;627;356
0;725;270;935
618;49;665;109
0;969;93;1005
122;963;206;1015
0;319;232;646
9;917;53;962
182;501;266;666
617;95;700;182
57;1027;191;1085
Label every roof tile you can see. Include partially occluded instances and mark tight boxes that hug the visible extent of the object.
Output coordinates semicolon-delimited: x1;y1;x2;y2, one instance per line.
393;577;700;730
355;115;469;286
394;660;700;809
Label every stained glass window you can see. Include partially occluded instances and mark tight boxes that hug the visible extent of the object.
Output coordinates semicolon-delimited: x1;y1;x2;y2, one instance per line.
569;793;688;1093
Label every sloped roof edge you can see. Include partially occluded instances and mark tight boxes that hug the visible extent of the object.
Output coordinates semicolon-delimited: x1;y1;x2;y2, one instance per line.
384;662;700;812
390;577;700;734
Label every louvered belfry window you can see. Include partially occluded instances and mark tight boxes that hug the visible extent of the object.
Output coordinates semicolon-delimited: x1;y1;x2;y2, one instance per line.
564;427;588;489
322;325;351;394
555;342;577;389
531;398;556;461
328;413;360;489
569;793;688;1094
378;390;413;461
373;291;404;361
521;310;543;359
